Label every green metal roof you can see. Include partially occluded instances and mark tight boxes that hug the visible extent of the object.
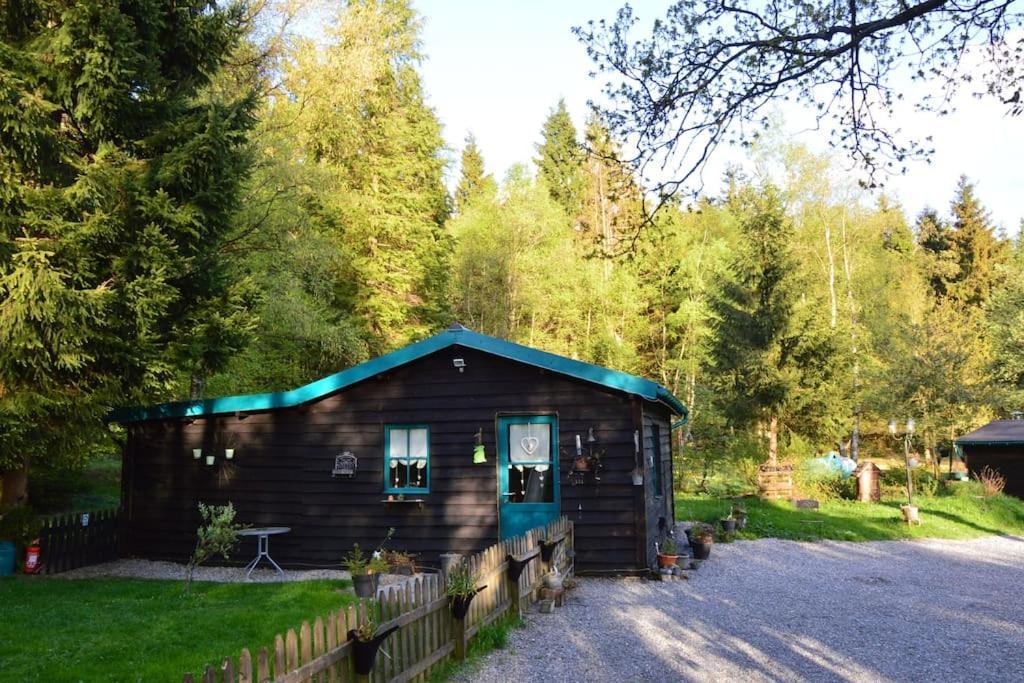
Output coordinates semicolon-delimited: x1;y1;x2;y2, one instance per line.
110;324;688;423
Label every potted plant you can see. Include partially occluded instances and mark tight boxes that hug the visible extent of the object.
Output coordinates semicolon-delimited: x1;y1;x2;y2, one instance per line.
348;620;400;675
720;514;737;534
345;544;375;597
657;537;680;568
446;561;485;620
689;523;714;560
382;549;416;576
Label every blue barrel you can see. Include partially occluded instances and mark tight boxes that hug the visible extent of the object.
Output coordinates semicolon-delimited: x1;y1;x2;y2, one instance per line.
0;540;16;577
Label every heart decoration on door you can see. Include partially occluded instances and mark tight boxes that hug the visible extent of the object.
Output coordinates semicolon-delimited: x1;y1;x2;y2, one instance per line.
521;436;539;455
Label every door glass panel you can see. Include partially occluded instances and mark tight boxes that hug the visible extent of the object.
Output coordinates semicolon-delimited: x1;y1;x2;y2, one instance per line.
506;422;553;503
509;423;550;463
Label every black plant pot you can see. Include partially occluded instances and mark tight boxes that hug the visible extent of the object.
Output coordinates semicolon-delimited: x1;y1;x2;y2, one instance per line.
506;553;537;582
690;540;712;560
348;626;400;675
721;518;737;533
539;538;564;563
352;573;377;598
450;586;487;620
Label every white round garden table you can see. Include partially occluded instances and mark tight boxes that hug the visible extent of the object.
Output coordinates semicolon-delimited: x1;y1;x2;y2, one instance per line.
238;526;290;578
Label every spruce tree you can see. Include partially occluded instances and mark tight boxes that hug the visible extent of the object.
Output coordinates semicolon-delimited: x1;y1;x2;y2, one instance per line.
711;183;839;464
947;176;1006;309
0;1;257;503
455;133;494;212
535;99;585;220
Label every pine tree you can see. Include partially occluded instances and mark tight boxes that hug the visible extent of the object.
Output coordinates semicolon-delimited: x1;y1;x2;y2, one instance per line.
0;0;257;503
455;133;494;212
535;99;585;220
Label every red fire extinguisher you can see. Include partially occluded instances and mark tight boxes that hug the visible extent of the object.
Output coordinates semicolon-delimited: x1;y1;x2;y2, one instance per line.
24;539;41;574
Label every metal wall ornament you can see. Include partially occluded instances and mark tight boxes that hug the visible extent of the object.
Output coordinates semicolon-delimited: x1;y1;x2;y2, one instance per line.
332;451;358;478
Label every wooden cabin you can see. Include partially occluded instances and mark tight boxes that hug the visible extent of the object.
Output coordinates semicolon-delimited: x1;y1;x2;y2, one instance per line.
956;418;1024;499
111;324;688;573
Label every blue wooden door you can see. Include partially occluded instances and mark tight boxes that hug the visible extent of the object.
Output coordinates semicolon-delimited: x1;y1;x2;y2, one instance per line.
498;415;559;540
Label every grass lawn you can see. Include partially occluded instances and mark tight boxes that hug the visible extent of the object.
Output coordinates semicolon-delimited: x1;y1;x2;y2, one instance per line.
0;577;355;683
675;487;1024;542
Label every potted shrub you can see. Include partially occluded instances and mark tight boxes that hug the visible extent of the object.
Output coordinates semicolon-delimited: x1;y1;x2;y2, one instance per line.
446;561;485;620
657;537;680;568
689;523;714;560
348;620;400;675
720;514;737;534
345;528;395;597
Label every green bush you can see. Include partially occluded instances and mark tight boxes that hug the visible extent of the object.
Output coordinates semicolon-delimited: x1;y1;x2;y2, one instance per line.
879;466;939;499
795;459;856;501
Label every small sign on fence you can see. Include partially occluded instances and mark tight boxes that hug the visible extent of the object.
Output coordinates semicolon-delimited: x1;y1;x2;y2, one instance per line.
81;513;89;527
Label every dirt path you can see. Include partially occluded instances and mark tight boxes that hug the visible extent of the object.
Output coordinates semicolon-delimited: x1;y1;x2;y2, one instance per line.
455;536;1024;682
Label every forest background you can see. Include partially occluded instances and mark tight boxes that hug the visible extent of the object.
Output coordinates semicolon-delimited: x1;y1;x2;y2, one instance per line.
2;0;1023;506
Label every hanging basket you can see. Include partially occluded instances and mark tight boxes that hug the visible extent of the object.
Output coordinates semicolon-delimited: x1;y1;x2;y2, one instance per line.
450;586;486;620
348;626;400;675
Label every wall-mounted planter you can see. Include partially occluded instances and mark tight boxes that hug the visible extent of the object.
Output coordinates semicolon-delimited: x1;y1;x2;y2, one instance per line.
539;537;563;563
450;585;486;620
225;449;235;460
506;553;537;582
205;455;215;466
348;626;400;675
192;449;202;460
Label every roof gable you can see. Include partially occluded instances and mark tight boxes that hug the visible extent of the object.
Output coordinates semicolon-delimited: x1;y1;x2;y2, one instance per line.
956;419;1024;445
110;324;687;422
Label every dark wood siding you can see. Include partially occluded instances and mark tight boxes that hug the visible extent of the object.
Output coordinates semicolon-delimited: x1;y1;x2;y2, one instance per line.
641;407;674;568
123;346;669;571
963;445;1024;499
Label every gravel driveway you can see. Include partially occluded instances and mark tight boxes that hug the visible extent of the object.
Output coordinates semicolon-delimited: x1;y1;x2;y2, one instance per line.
457;536;1024;682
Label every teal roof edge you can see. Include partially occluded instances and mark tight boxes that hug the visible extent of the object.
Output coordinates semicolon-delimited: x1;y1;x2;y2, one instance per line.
109;327;688;423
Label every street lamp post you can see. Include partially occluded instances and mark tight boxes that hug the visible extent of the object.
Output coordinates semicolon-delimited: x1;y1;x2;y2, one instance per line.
888;417;916;506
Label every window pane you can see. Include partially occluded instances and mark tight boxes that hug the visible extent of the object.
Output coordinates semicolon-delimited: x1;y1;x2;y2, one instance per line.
389;429;408;458
509;423;550;463
409;428;428;458
506;464;553;503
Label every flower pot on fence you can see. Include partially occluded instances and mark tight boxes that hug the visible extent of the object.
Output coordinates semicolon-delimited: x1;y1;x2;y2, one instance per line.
450;586;486;620
506;553;536;582
348;626;400;675
352;573;377;598
657;553;679;569
539;538;563;563
690;539;712;561
721;518;737;534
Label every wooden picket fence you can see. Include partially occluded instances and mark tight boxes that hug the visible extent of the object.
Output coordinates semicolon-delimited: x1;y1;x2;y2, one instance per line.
38;508;122;574
184;517;574;683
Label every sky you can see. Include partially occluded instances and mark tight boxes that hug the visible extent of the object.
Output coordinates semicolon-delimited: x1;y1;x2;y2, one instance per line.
415;0;1023;235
